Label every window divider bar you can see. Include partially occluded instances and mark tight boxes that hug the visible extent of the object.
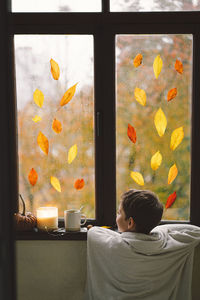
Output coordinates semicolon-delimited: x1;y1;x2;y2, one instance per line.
102;0;110;13
190;31;200;226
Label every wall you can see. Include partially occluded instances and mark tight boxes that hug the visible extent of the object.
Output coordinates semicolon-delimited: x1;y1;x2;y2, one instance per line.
16;241;200;300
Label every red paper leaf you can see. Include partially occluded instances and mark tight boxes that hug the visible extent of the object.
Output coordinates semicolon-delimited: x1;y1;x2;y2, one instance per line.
167;88;177;102
74;179;85;190
127;123;137;143
175;59;183;74
28;168;38;186
165;191;177;209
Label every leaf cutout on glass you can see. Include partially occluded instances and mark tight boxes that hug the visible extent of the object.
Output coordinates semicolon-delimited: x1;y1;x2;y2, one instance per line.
101;226;111;228
165;191;177;209
74;178;85;190
175;59;183;74
130;171;144;186
153;55;163;79
168;164;178;184
32;115;42;122
134;87;146;106
133;53;143;68
28;168;38;186
68;144;78;164
51;176;61;192
60;83;78;107
170;127;184;151
167;88;177;102
151;151;162;171
52;118;62;134
127;123;137;143
37;131;49;155
154;108;167;137
33;89;44;108
50;58;60;80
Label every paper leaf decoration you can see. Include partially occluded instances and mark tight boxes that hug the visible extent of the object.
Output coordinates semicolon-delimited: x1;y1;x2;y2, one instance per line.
37;131;49;155
165;191;177;209
32;115;42;122
130;171;144;186
50;58;60;80
51;176;61;192
153;55;163;79
133;53;143;68
68;144;78;164
170;127;184;151
168;164;178;184
33;89;44;108
175;59;183;74
127;123;137;143
101;226;111;228
60;83;78;107
167;88;177;102
52;118;62;134
28;168;38;186
74;178;85;190
151;151;162;171
154;108;167;137
134;87;146;106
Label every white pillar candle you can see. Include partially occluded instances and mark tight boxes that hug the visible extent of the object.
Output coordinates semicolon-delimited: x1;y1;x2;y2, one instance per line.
36;207;58;231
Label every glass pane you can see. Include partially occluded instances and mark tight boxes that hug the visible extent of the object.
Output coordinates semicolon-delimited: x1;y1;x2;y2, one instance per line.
116;34;192;221
12;0;101;12
111;0;200;11
15;35;95;218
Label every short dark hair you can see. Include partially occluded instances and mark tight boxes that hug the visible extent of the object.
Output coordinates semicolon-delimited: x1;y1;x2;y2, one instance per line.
121;189;163;234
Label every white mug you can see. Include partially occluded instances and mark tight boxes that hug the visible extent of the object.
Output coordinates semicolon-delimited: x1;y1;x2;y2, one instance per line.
64;209;87;232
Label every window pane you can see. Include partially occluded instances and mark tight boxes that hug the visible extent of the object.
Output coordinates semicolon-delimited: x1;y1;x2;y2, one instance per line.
111;0;200;11
15;35;95;218
12;0;101;12
116;34;192;221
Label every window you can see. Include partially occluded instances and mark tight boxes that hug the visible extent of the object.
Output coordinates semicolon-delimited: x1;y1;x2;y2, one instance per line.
2;0;200;236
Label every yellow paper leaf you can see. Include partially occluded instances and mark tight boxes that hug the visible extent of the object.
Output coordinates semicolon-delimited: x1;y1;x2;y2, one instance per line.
60;83;78;107
170;127;184;151
130;171;144;186
101;226;111;229
51;176;61;192
50;58;60;80
33;89;44;108
134;87;146;106
154;108;167;137
151;151;162;171
68;144;78;164
168;164;178;184
37;131;49;155
32;115;42;122
153;55;163;79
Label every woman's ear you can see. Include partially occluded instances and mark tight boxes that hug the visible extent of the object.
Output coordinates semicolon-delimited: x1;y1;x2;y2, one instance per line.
128;217;135;231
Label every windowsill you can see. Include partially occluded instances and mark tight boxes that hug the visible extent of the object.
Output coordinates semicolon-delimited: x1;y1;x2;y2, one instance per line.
15;227;88;240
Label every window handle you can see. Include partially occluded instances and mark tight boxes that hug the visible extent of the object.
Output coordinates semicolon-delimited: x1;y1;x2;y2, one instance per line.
96;111;101;137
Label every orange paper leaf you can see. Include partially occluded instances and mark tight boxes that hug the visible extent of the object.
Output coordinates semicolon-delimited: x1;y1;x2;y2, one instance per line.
168;164;178;184
28;168;38;186
37;131;49;155
127;123;137;143
60;83;78;107
74;178;85;190
52;118;62;134
167;88;177;102
165;191;177;209
133;54;143;68
175;59;183;74
50;58;60;80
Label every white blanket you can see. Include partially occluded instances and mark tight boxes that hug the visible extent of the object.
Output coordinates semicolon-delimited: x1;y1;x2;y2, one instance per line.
84;224;200;300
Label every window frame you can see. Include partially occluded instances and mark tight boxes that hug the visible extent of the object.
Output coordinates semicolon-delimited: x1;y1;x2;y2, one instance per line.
3;1;200;240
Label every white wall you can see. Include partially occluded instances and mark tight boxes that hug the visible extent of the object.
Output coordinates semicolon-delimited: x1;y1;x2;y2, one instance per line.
16;241;200;300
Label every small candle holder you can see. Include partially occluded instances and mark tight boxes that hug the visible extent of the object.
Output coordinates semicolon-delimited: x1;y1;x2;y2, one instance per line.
36;207;58;231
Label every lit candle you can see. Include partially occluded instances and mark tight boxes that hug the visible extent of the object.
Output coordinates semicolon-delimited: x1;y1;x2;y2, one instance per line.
36;207;58;231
